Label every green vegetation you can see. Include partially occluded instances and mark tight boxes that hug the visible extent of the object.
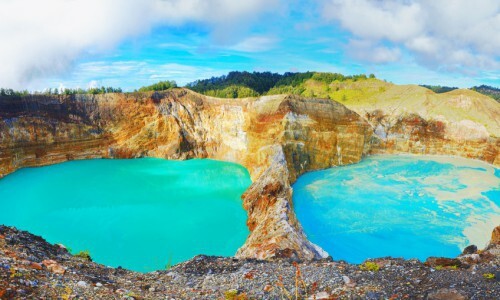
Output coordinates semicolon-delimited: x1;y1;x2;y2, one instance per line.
359;261;380;271
483;273;495;279
224;289;247;300
0;86;122;97
186;71;374;98
74;250;92;261
420;84;458;93
137;80;177;92
0;88;30;97
203;85;258;98
471;85;500;102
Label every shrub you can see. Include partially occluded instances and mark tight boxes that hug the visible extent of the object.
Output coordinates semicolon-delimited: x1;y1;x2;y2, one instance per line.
74;250;92;261
359;261;380;271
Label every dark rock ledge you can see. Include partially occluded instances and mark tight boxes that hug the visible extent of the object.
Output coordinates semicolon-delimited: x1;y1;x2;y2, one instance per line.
1;225;499;299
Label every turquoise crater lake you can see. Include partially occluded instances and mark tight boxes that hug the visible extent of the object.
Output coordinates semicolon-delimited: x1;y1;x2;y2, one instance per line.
0;158;251;272
293;155;500;263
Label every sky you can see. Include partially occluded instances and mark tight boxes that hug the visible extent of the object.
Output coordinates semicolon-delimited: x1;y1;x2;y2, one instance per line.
0;0;499;91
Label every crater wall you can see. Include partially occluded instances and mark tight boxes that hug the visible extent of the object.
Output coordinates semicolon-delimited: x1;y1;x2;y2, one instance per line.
0;89;497;259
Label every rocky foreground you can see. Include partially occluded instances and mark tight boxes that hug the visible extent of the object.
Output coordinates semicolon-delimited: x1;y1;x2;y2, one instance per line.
1;225;499;300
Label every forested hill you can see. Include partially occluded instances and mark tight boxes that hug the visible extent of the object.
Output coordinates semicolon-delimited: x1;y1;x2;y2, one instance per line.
186;71;374;98
186;71;500;103
471;85;500;102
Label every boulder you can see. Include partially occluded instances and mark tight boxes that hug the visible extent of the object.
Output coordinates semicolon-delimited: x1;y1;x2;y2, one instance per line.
461;245;477;255
425;257;461;268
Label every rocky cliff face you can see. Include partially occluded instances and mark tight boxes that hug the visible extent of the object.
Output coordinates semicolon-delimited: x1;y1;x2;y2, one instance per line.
342;87;500;165
0;89;497;260
0;90;371;260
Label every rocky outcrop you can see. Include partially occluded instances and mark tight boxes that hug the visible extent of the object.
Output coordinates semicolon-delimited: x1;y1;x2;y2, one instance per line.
343;87;500;165
0;90;371;260
364;110;499;164
488;226;500;248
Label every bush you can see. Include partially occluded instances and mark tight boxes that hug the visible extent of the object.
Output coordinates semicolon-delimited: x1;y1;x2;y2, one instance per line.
359;261;380;271
74;250;92;261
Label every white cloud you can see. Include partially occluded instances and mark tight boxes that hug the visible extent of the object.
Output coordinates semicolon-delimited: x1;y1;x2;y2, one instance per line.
229;36;279;52
41;60;228;90
0;0;280;89
348;40;401;63
321;0;500;72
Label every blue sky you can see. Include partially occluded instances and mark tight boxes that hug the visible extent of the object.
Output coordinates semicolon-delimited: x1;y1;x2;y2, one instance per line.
1;0;499;91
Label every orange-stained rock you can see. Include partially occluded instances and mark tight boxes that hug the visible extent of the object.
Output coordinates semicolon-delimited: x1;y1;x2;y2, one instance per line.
42;259;65;274
491;226;500;245
29;262;43;270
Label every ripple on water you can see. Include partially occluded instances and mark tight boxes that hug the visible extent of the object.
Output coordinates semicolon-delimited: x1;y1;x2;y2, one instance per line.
293;155;500;263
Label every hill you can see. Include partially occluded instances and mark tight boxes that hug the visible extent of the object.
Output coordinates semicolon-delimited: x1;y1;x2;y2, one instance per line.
471;85;500;102
186;71;373;98
187;72;500;139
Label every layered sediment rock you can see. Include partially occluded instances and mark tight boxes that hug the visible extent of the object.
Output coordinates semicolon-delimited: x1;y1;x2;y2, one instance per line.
343;88;500;165
0;89;498;260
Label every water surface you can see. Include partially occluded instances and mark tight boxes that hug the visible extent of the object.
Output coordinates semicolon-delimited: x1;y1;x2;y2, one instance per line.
293;155;499;263
0;158;251;272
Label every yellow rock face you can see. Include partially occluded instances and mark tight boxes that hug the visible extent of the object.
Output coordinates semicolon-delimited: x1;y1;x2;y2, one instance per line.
0;88;497;259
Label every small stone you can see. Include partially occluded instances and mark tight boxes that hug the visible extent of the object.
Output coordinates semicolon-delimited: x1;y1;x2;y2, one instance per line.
427;288;465;300
307;291;330;300
149;287;155;292
77;281;88;287
366;292;382;300
263;284;273;292
29;262;42;270
342;275;356;287
96;282;103;287
55;243;67;250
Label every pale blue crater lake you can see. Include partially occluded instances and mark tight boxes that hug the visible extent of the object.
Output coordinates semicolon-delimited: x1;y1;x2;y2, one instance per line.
293;155;499;263
0;158;251;272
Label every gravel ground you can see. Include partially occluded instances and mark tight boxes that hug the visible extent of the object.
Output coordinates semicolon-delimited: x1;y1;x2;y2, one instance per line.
0;225;498;299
